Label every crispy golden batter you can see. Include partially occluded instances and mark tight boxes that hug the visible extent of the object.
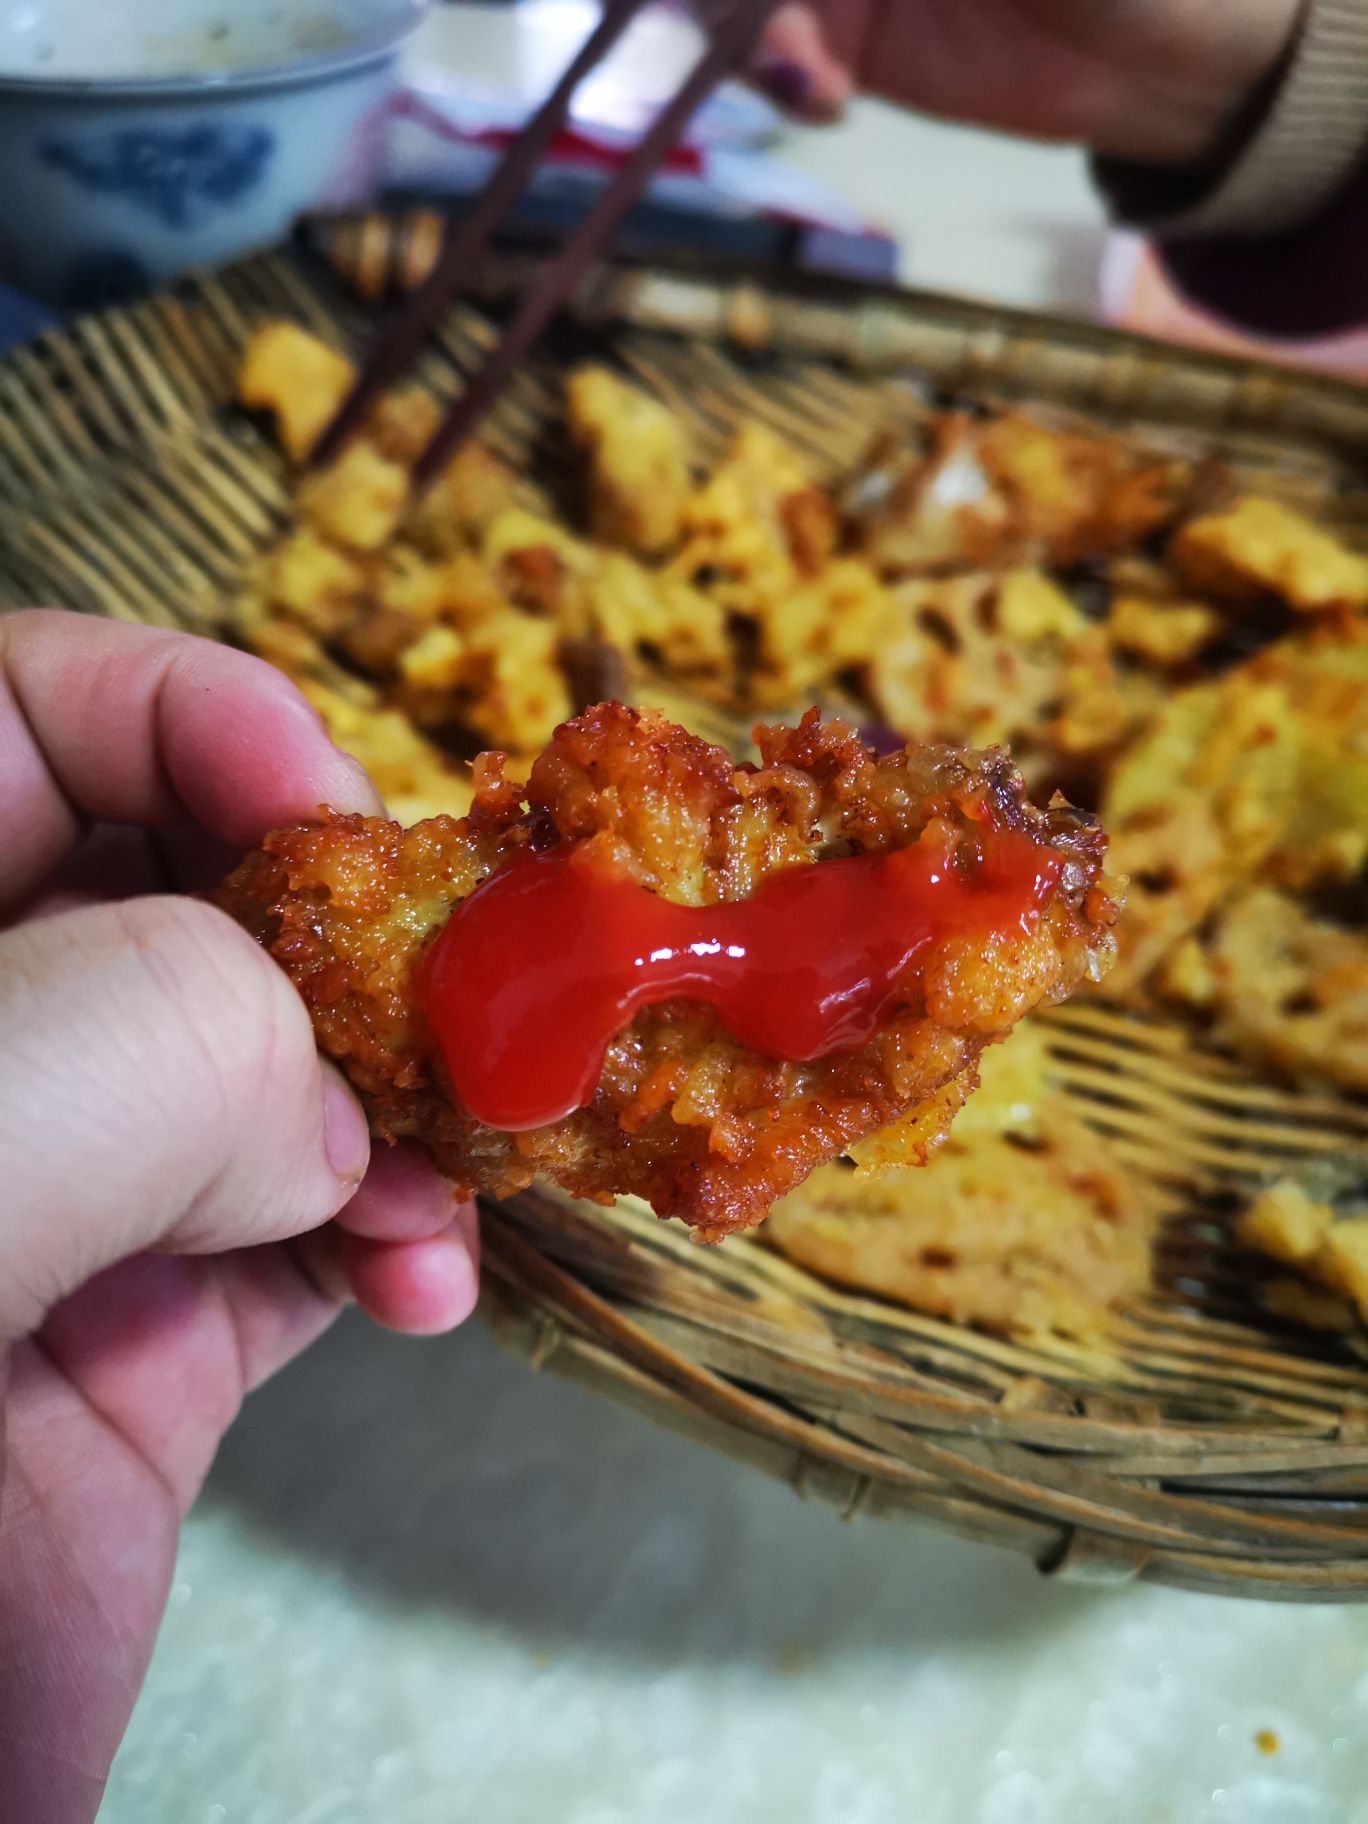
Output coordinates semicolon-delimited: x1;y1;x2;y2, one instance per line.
566;367;693;555
1103;626;1368;1000
1170;496;1368;613
1238;1175;1368;1329
850;411;1195;575
228;320;1368;1156
238;321;355;461
1184;887;1368;1091
766;1022;1161;1337
866;570;1157;787
216;707;1119;1237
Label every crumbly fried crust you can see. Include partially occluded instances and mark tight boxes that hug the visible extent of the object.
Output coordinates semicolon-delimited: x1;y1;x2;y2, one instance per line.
216;705;1119;1236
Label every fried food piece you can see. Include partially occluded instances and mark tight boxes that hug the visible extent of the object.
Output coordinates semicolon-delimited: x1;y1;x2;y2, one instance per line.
1103;625;1368;993
766;1022;1160;1337
481;508;597;629
866;570;1151;782
749;557;902;707
298;678;475;825
405;444;520;557
1188;887;1368;1091
669;422;813;613
458;612;574;752
237;322;356;462
566;367;693;555
1106;591;1221;668
215;707;1120;1236
299;441;409;552
363;387;441;466
851;412;1193;575
233;587;329;677
259;529;367;637
1238;1175;1368;1329
588;552;730;677
1170;496;1368;613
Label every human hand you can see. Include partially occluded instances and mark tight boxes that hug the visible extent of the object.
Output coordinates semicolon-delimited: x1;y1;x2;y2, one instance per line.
752;0;1303;164
0;610;480;1824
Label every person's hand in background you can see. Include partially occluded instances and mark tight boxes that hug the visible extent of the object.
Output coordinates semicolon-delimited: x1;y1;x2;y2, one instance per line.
0;610;480;1824
752;0;1303;165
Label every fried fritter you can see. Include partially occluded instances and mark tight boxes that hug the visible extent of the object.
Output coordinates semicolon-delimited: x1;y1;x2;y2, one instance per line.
1181;887;1368;1091
850;412;1195;575
1238;1174;1368;1330
766;1022;1161;1337
237;321;355;461
566;367;693;556
1169;496;1368;613
1102;625;1368;995
216;706;1120;1236
866;570;1157;789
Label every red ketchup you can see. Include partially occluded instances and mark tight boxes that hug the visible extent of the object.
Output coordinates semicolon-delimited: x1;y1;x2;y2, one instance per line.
419;829;1061;1131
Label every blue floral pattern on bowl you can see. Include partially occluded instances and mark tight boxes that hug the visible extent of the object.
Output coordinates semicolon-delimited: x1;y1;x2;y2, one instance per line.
38;122;274;229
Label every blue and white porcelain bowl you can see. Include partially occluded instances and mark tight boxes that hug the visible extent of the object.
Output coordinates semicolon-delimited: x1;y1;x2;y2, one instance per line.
0;0;427;308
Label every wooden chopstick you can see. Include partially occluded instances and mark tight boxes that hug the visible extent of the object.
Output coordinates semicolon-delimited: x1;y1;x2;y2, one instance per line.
411;0;782;492
312;0;784;488
311;0;651;469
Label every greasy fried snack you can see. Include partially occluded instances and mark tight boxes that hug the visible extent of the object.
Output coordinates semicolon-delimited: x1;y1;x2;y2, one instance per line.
865;569;1156;787
1102;626;1368;995
215;707;1120;1237
765;1022;1161;1337
297;678;476;825
665;421;850;698
1238;1175;1368;1329
1178;887;1368;1092
850;411;1195;575
566;367;693;555
1170;496;1368;613
237;321;355;461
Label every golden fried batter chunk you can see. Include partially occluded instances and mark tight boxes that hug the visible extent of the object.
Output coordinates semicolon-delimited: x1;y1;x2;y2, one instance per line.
749;558;902;706
260;529;366;637
566;367;693;555
1194;888;1368;1091
866;570;1152;782
1103;626;1368;993
588;552;730;677
405;444;520;557
766;1022;1159;1337
669;422;812;613
363;387;441;466
298;678;475;825
1238;1176;1368;1329
852;412;1193;575
216;707;1119;1236
237;322;356;462
1169;496;1368;613
1106;592;1220;667
299;441;409;552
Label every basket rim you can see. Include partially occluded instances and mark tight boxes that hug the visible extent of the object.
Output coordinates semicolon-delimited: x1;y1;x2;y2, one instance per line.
4;227;1368;1598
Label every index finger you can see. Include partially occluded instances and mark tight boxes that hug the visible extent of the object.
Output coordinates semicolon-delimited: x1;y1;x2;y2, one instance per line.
0;609;381;910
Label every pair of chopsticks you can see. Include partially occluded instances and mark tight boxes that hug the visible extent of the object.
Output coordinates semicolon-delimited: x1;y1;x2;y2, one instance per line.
312;0;784;491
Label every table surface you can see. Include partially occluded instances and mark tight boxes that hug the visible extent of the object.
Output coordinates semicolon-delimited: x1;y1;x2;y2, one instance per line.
103;8;1368;1822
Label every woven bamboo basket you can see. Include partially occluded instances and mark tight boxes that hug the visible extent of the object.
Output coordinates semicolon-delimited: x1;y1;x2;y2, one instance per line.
5;224;1368;1600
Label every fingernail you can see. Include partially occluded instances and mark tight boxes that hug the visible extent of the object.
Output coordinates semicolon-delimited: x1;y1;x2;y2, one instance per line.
323;1075;370;1184
755;58;811;110
335;751;387;816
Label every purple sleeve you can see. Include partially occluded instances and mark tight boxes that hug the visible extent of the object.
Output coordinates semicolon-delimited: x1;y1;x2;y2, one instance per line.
1157;155;1368;341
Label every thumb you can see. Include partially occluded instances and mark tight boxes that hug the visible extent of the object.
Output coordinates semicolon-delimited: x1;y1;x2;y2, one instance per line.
0;894;369;1344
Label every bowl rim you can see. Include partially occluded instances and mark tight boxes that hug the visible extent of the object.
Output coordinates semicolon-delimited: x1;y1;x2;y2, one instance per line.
0;2;420;100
